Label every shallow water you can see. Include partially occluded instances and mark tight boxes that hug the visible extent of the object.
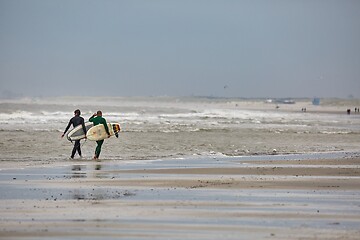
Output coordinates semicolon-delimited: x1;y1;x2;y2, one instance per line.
1;156;360;240
1;153;360;201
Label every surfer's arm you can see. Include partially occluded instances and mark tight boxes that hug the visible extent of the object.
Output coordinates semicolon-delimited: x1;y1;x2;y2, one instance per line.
104;124;110;136
103;119;110;136
64;121;72;133
89;113;97;122
62;120;72;137
82;124;87;134
81;120;87;138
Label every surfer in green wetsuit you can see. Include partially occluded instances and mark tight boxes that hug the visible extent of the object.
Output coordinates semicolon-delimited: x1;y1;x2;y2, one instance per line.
89;110;110;160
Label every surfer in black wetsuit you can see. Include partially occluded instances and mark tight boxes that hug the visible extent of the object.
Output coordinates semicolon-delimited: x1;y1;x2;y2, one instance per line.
61;109;87;159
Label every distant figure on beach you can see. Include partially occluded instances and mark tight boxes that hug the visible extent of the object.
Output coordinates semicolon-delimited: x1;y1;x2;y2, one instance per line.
61;109;87;159
89;110;110;160
347;109;351;115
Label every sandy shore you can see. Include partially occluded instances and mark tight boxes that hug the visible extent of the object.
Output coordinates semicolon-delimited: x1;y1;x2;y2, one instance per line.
1;153;360;239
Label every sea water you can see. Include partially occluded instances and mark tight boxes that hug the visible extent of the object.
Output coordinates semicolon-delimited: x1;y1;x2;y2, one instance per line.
0;96;359;162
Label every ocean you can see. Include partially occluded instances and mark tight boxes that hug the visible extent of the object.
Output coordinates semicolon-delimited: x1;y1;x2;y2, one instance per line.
0;96;359;163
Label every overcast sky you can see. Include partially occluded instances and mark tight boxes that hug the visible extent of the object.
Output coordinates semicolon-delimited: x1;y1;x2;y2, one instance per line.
0;0;359;98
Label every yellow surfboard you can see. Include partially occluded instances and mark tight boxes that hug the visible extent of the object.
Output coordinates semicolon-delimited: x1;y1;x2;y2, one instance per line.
86;123;120;141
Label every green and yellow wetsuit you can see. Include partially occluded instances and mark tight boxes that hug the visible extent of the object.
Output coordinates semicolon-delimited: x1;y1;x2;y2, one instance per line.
89;115;110;158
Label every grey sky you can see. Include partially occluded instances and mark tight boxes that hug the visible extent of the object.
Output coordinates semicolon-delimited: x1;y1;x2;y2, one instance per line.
0;0;359;98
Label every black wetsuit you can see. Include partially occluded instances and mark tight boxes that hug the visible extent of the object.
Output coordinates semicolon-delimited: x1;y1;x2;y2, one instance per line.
63;115;86;158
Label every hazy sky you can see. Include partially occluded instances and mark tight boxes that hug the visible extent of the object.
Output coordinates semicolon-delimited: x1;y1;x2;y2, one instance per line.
1;0;359;98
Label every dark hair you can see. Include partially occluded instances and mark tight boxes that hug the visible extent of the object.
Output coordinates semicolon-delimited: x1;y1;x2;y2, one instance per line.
74;109;81;115
97;110;102;116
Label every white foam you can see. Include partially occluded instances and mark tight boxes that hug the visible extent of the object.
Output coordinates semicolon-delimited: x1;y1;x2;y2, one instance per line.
1;97;360;135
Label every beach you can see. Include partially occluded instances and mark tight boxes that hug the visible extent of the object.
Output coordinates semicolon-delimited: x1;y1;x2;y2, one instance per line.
0;96;360;239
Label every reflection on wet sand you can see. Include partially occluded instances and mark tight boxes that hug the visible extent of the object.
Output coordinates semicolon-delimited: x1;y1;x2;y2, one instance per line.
72;188;127;201
68;164;135;200
71;165;86;178
95;164;101;171
1;154;359;239
70;164;107;179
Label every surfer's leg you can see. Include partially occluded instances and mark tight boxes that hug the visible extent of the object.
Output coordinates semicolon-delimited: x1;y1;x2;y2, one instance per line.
76;140;82;157
71;141;78;159
95;140;104;158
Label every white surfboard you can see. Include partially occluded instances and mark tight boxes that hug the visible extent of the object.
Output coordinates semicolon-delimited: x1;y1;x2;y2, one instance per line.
86;123;121;141
66;122;94;141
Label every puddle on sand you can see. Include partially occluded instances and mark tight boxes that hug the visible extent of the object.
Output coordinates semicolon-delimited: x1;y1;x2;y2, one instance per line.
1;155;360;233
1;152;360;203
0;163;138;201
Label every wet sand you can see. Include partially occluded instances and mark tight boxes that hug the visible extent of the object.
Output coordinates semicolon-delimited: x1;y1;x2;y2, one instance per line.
1;153;360;239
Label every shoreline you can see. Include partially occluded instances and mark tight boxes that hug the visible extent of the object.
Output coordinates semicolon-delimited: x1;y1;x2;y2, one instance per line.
1;150;359;169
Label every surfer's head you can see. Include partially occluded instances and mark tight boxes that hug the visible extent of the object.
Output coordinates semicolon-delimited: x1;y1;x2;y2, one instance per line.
74;109;81;116
97;110;102;116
